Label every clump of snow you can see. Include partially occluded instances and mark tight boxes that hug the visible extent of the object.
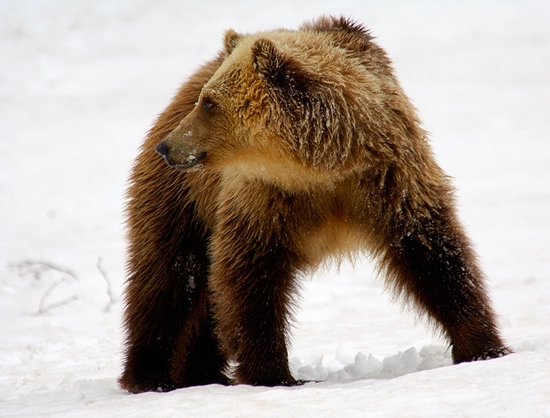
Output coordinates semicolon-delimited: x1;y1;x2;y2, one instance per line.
291;345;452;383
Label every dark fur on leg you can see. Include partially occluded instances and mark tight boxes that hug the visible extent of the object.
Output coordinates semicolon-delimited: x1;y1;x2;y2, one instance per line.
170;302;230;387
374;166;510;363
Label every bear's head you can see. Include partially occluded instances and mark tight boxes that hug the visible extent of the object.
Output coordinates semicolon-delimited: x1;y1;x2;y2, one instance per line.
156;25;400;188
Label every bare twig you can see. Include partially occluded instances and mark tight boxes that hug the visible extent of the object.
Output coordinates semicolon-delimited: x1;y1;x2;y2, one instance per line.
36;278;78;315
97;257;119;312
9;260;77;282
9;260;78;315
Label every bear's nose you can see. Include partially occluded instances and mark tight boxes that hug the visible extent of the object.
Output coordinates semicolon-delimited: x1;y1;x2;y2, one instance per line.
155;141;169;158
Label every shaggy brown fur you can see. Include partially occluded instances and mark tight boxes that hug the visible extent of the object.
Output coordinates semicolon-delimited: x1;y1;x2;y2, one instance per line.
120;16;509;392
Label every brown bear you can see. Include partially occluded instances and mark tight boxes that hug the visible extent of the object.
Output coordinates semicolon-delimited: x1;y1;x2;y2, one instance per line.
119;16;509;393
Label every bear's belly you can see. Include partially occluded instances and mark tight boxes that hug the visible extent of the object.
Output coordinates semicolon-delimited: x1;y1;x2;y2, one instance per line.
298;218;367;269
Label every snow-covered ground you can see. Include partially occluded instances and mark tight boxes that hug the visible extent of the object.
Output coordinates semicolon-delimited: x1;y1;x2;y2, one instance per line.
1;0;549;416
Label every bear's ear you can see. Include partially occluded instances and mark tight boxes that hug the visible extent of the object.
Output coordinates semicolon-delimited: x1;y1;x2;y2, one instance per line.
252;38;311;96
224;29;242;55
252;38;292;80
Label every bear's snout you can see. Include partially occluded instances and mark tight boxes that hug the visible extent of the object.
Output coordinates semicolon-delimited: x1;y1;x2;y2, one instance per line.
155;140;206;171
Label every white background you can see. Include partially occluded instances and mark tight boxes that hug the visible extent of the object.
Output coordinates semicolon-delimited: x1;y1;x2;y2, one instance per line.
1;0;549;416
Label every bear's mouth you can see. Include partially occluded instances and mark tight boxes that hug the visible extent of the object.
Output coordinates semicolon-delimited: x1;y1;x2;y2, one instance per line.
172;151;207;171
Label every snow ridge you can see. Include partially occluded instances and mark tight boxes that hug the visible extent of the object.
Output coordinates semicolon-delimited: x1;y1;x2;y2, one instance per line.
292;345;452;383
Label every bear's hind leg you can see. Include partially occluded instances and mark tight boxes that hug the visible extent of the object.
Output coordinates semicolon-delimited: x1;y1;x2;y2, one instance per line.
120;226;227;392
170;302;230;387
119;261;188;393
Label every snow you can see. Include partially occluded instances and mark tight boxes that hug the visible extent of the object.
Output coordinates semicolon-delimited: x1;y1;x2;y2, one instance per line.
1;0;550;416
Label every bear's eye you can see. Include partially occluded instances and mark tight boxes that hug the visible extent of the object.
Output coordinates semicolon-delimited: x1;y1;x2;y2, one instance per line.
201;97;216;112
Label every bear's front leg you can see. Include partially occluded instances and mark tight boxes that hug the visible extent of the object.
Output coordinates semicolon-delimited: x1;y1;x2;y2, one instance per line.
208;201;300;386
384;201;510;364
